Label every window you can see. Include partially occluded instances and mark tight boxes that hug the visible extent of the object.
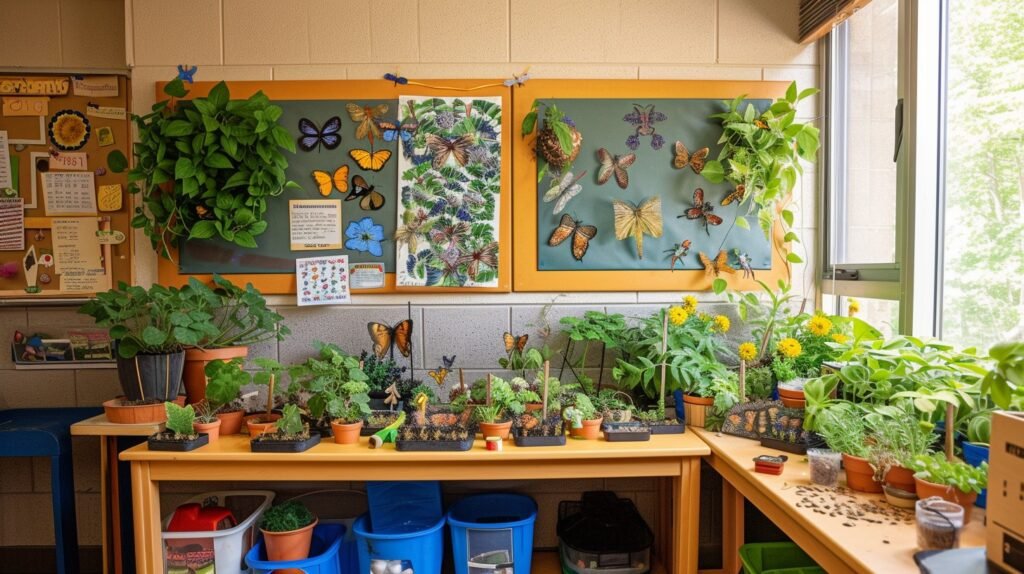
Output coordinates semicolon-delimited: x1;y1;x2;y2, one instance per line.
822;294;901;338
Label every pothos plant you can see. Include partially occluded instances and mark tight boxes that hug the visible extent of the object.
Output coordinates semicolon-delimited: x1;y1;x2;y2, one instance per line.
124;77;299;258
701;82;820;252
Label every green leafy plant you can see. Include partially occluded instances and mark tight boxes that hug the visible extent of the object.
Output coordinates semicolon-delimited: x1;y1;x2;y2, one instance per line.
275;404;306;438
908;453;988;494
252;357;288;416
359;350;407;394
179;274;290;349
802;374;840;433
865;403;937;482
982;341;1024;409
203;357;250;414
560;311;628;391
164;402;196;438
469;376;540;423
701;81;820;246
966;412;992;444
745;366;774;400
129;78;300;258
521;101;580;181
288;342;368;422
325;380;372;424
771;358;799;383
815;402;869;458
564;393;598;427
260;500;315;533
499;345;547;380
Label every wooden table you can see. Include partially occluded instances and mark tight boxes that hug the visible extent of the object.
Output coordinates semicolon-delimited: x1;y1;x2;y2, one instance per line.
693;428;986;574
122;433;709;573
71;414;163;574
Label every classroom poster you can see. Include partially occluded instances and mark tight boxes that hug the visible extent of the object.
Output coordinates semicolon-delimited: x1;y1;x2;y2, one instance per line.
51;217;102;274
296;255;351;306
0;198;24;251
395;95;502;288
42;172;97;215
289;199;342;250
0;130;12;190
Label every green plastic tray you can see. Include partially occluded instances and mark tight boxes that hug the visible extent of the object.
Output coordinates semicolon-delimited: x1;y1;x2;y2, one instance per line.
739;542;826;574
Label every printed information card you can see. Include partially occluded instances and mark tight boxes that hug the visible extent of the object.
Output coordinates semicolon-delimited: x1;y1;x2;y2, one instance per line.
289;199;341;250
296;255;350;306
42;172;97;215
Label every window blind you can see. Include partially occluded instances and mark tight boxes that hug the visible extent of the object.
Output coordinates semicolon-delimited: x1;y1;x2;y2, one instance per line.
800;0;874;44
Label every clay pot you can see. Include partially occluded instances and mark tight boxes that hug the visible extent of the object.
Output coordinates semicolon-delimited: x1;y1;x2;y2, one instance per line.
777;387;806;400
915;476;978;513
193;419;222;443
261;517;318;573
182;346;249;405
525;403;543;413
479;420;513;439
682;394;714;428
330;420;363;444
842;454;883;493
103;398;167;424
569;417;603;440
216;410;245;435
884;465;917;494
245;413;281;436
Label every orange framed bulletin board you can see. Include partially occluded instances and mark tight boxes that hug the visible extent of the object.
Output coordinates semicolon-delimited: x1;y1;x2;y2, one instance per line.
512;80;793;292
155;80;512;294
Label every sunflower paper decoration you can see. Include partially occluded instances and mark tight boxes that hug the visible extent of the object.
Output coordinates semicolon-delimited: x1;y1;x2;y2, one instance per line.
48;110;91;150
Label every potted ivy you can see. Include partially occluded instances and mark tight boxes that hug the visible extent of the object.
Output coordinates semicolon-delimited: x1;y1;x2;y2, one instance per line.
288;342;369;439
250;404;321;453
197;358;251;438
248;358;288;436
180;275;289;405
565;394;602;440
259;500;318;567
148;402;209;452
908;453;988;514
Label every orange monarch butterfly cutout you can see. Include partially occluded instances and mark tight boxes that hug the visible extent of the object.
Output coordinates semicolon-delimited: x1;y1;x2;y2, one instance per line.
367;319;413;359
311;165;349;197
349;148;392;172
503;332;528;354
672;141;709;174
698;250;736;278
548;214;597;261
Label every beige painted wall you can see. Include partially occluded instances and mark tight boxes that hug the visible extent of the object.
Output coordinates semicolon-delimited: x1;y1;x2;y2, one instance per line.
0;0;820;551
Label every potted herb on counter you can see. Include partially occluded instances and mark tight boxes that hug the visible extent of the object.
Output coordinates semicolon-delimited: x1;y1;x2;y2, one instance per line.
816;403;880;493
259;500;318;565
514;363;569;446
288;342;369;440
865;404;936;497
472;375;539;439
565;393;602;440
326;379;372;445
148;402;208;452
197;357;250;438
908;453;988;513
248;358;288;436
250;404;321;453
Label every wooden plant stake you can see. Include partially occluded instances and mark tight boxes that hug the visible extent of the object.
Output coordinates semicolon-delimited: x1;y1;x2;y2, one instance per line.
486;373;493;406
459;368;466;394
739;359;747;402
266;373;275;417
542;360;550;415
659;311;668;418
945;402;955;462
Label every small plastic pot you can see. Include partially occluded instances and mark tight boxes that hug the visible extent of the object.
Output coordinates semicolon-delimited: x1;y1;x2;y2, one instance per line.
330;420;363;444
193;419;222;443
807;449;842;487
842;453;882;493
916;497;964;550
569;417;603;440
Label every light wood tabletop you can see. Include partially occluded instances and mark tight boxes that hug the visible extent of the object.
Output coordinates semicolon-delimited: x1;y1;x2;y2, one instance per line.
70;413;164;437
693;428;986;574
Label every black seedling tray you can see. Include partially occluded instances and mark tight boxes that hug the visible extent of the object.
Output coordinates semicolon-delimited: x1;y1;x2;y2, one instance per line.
147;433;209;452
648;422;685;435
602;422;651;442
760;436;807;454
513;433;567;447
395;438;473;451
250;434;321;453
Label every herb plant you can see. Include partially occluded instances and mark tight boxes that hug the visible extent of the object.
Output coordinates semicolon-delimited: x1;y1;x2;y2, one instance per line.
559;311;628;391
865;403;937;481
203;357;250;414
815;403;869;458
469;376;539;423
564;393;598;427
908;453;988;494
260;501;315;533
275;404;306;438
325;380;372;424
288;342;369;422
745;366;774;400
164;402;197;438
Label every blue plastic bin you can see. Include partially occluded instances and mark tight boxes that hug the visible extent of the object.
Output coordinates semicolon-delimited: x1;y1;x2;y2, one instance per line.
245;523;345;574
366;481;443;534
353;513;445;574
447;494;537;574
962;441;989;508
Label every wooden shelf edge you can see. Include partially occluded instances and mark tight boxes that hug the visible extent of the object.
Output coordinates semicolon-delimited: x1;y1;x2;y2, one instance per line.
14;361;116;370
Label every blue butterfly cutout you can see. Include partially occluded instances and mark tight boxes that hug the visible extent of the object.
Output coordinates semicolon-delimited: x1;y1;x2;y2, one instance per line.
297;116;342;152
176;65;198;83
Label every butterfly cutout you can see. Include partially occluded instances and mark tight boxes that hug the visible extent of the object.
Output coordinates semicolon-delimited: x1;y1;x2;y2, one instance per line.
503;332;529;354
503;73;530;87
428;368;450;387
346;174;385;211
311;165;349;197
349;149;392;171
721;184;747;206
377;116;419;157
597;148;637;189
457;241;498;281
367;319;413;359
425;134;475;170
176;65;197;83
346;103;389;141
298;116;342;152
543;170;587;215
698;250;736;278
548;214;597;261
673;141;709;173
623;104;667;150
734;250;755;280
665;239;692;271
613;196;663;260
679;188;723;236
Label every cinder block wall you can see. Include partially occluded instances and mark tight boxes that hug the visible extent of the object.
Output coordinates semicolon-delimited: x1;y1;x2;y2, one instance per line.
0;0;819;550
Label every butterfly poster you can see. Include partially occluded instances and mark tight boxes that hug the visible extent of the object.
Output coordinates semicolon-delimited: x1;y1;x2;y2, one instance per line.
296;255;350;306
395;95;503;288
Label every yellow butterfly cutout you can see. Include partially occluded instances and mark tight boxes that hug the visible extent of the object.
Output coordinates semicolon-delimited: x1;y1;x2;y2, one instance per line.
428;368;450;387
612;196;663;260
349;149;392;172
311;165;349;197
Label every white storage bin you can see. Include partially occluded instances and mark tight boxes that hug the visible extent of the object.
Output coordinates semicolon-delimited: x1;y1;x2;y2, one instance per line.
161;490;275;574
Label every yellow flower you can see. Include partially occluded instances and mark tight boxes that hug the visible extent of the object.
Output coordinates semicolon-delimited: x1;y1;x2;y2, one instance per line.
738;342;758;362
778;337;802;358
714;315;731;333
681;295;698;313
848;298;860;317
831;333;849;344
668;306;689;326
806;315;832;337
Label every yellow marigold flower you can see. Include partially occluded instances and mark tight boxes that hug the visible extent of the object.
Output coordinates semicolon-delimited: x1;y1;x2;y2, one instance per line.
681;295;698;313
778;337;802;358
806;315;832;337
831;333;849;344
848;298;860;317
668;306;689;326
714;315;731;333
738;342;758;362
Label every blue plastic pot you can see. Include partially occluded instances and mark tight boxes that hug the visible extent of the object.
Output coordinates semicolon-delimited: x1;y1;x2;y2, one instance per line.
962;441;989;508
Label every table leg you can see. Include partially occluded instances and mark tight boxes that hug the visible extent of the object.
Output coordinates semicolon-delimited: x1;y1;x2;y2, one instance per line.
673;457;701;573
721;478;744;574
99;437;109;574
107;436;122;574
130;461;162;573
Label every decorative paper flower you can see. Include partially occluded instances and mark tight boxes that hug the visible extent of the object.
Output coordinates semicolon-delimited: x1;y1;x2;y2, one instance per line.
848;298;861;317
48;110;91;150
345;217;384;257
713;315;731;333
681;295;698;313
738;342;758;362
831;333;850;344
806;315;833;337
668;305;689;326
778;337;802;358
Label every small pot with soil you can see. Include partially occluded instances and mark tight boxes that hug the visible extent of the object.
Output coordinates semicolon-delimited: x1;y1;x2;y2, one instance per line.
103;398;168;424
807;448;841;487
192;418;222;443
246;413;281;436
147;402;209;452
843;453;883;493
916;497;964;550
330;420;363;445
215;409;245;435
914;476;978;511
259;500;318;573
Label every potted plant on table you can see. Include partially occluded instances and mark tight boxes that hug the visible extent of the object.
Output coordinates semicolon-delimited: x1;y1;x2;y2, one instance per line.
259;500;318;567
815;402;880;493
513;366;570;446
471;375;539;440
397;391;473;451
288;342;369;440
360;350;407;410
565;393;602;440
248;358;288;436
325;379;372;445
864;403;937;503
908;453;988;514
196;357;251;439
250;403;321;452
148;402;209;452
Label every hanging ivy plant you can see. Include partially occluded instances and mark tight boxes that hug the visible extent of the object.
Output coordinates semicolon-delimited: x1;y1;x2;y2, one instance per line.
127;78;299;258
701;82;820;255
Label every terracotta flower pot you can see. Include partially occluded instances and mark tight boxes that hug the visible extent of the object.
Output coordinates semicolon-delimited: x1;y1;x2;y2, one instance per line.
479;420;513;439
182;346;249;405
915;476;978;513
843;454;883;493
777;387;805;400
780;397;806;409
569;417;603;440
216;410;245;435
884;465;917;494
193;419;222;443
245;413;281;436
261;518;318;573
330;420;363;444
525;403;543;413
683;394;713;428
103;398;166;424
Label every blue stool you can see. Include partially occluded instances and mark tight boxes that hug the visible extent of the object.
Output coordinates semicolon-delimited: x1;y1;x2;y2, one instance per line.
0;407;101;574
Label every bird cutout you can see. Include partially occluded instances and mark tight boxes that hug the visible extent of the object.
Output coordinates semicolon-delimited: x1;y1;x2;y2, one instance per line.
311;165;349;197
176;65;198;83
623;104;667;150
346;174;385;211
348;148;392;172
428;355;456;388
721;184;747;206
345;103;389;141
297;116;342;152
679;188;723;236
597;148;637;189
543;170;587;215
425;134;475;170
503;73;531;87
503;332;529;354
383;383;401;410
548;214;597;261
612;196;663;260
734;250;755;279
672;141;709;174
699;250;736;278
367;319;413;359
665;239;692;271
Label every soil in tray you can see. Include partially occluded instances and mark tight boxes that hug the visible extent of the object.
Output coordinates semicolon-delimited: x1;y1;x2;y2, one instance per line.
647;420;685;434
249;433;321;452
513;414;567;446
603;422;652;442
760;436;807;454
395;438;474;451
361;411;402;436
147;432;209;452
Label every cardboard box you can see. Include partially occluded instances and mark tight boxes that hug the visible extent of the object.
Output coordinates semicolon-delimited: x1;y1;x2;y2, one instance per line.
987;411;1024;573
